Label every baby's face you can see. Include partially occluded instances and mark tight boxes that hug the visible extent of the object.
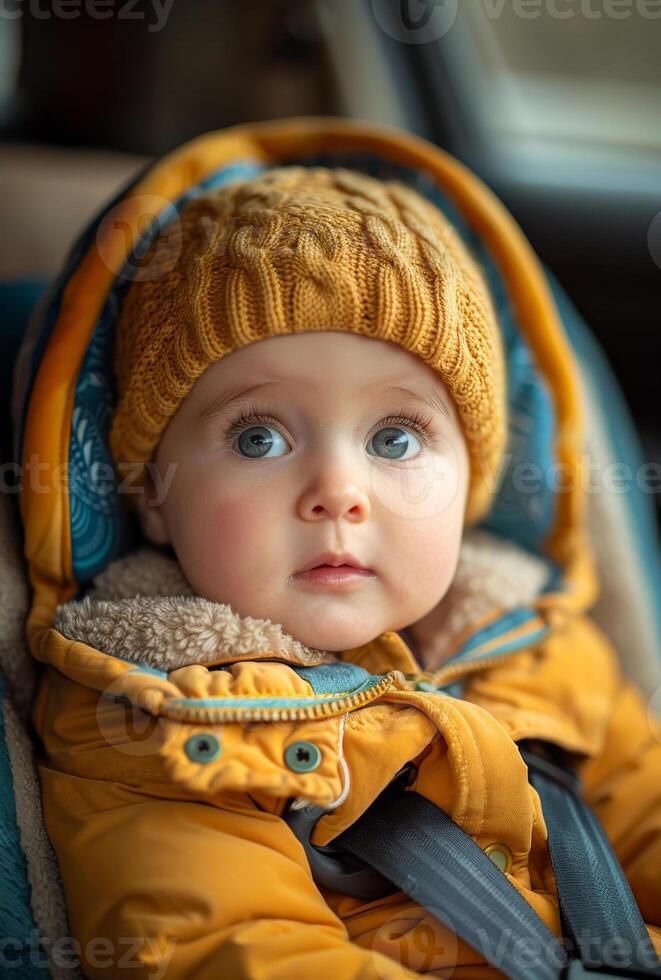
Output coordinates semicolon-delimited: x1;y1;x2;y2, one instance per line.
137;332;469;652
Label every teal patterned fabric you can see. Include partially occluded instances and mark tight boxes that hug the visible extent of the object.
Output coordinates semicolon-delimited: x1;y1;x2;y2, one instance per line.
0;676;50;976
68;288;136;581
67;160;269;581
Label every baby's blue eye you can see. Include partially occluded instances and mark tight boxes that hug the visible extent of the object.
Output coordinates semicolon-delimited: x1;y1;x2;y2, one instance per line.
235;425;289;459
232;421;424;461
367;426;422;461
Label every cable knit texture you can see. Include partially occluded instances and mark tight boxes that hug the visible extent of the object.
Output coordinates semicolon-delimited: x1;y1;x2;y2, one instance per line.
109;165;507;525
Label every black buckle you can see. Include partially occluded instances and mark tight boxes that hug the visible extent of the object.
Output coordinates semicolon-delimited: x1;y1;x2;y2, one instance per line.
283;763;415;901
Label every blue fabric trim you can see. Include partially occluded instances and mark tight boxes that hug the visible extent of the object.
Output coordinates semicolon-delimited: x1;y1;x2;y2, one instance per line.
471;624;549;661
129;664;169;680
439;680;465;699
289;661;384;696
167;692;381;710
459;607;537;654
452;608;549;665
0;674;48;975
167;669;390;710
129;661;383;693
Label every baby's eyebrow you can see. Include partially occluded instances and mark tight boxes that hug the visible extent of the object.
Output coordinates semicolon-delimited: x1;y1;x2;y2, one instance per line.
194;382;277;425
194;379;451;425
379;385;451;420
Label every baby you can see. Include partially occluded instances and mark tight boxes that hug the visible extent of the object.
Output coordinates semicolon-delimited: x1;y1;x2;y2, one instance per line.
37;161;661;978
110;164;505;665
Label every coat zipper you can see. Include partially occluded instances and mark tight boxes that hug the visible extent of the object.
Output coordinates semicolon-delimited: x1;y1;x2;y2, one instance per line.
157;670;400;724
154;645;528;724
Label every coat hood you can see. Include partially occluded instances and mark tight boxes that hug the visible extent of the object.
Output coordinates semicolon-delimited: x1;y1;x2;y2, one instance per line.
12;115;599;681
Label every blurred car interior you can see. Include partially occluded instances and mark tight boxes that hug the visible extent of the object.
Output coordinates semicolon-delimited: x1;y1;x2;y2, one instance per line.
0;0;659;523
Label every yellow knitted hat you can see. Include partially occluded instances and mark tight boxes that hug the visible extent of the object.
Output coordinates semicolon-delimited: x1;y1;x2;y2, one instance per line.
109;165;507;526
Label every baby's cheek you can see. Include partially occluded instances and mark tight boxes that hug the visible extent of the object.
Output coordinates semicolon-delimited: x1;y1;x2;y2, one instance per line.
187;482;282;581
402;505;463;595
208;496;266;555
370;447;464;523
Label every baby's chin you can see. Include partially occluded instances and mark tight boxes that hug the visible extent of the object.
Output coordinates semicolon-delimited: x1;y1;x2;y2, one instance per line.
186;574;406;653
279;613;393;654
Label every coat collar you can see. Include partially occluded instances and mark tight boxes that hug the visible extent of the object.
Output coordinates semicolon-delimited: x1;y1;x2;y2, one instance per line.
53;528;551;676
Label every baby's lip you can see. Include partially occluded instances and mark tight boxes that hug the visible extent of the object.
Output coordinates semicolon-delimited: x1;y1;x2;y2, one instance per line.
295;551;372;574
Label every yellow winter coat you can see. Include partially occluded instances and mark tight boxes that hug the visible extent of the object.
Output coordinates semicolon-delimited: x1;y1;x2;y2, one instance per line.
15;116;661;978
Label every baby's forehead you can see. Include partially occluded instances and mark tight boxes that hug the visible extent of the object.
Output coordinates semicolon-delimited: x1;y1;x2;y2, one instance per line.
188;331;455;421
205;331;443;389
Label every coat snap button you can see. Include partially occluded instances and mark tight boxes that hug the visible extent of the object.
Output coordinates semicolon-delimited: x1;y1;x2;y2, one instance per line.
284;740;322;772
484;843;513;874
184;733;221;763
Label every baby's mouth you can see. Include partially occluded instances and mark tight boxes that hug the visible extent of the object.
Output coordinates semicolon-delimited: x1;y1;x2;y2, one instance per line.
291;564;377;589
295;552;373;574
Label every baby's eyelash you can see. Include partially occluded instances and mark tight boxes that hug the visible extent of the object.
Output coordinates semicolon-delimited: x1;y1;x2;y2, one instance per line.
378;409;437;443
221;402;438;446
223;407;283;443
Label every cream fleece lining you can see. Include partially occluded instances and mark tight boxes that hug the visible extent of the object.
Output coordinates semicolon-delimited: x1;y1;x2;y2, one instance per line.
53;528;551;673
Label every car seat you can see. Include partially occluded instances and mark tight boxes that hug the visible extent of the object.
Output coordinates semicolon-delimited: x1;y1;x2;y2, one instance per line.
1;122;660;978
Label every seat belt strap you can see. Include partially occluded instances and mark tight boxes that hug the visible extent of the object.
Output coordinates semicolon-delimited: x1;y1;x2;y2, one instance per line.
336;785;568;980
285;750;661;978
519;743;661;976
